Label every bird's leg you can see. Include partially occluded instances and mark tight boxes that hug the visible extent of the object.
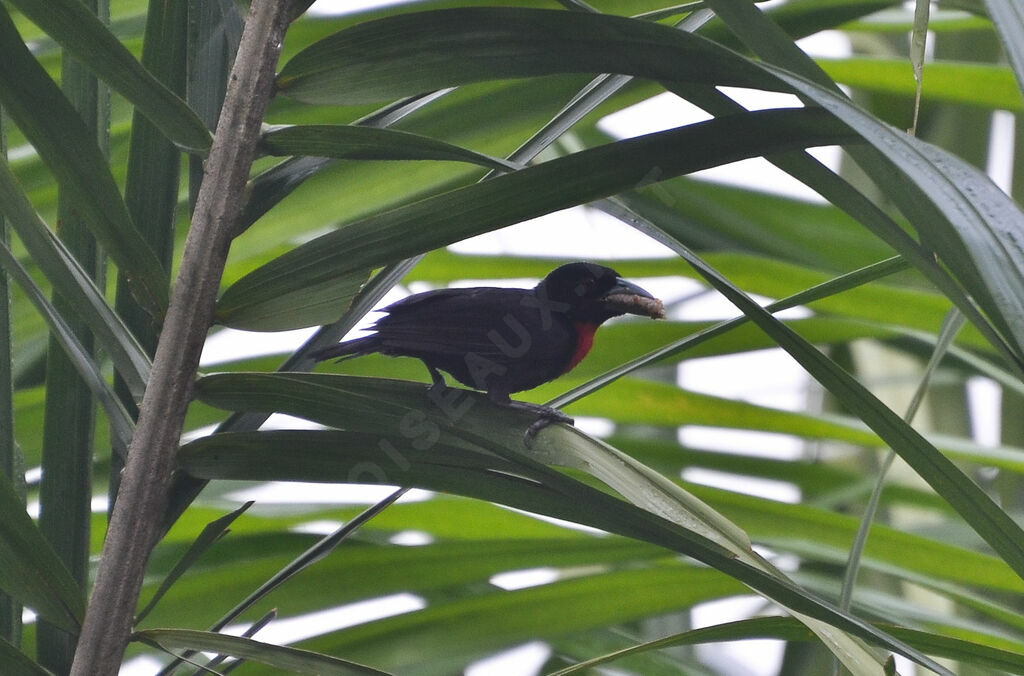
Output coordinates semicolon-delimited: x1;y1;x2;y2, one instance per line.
487;391;574;445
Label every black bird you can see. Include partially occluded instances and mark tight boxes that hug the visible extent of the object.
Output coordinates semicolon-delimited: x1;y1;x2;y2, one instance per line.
314;262;664;439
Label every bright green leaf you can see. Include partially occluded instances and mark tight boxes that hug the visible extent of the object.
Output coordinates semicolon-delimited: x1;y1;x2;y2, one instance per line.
818;58;1023;112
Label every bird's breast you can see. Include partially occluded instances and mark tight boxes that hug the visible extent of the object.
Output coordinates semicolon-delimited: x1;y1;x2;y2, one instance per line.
563;321;599;374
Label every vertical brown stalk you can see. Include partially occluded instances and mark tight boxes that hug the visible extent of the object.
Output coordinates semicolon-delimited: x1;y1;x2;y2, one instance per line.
70;1;295;672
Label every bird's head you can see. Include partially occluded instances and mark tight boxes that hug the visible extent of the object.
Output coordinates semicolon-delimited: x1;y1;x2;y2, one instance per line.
536;262;665;324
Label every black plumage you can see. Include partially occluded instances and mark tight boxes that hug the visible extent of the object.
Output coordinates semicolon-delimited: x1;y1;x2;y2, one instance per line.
314;262;662;437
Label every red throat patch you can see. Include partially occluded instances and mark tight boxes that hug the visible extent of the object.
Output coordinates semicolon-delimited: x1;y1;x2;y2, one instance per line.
564;322;599;374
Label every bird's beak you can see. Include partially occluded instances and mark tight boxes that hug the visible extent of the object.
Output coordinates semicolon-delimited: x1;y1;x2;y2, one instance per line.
602;278;665;319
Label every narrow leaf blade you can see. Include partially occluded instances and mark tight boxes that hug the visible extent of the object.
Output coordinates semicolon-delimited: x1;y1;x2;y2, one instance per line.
643;226;1024;586
0;158;151;399
275;7;775;105
135;502;254;624
0;471;83;633
261;125;515;172
983;0;1024;95
0;6;170;319
217;108;856;331
135;628;389;675
767;65;1024;362
5;0;211;152
0;237;135;451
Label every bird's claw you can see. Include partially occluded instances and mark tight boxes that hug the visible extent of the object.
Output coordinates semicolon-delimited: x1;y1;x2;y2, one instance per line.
523;409;575;447
427;380;447;398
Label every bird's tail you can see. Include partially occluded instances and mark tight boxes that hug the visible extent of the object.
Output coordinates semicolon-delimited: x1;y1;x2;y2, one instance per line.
311;335;379;362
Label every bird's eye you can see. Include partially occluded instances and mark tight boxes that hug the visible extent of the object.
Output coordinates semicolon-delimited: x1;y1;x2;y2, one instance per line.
574;277;596;296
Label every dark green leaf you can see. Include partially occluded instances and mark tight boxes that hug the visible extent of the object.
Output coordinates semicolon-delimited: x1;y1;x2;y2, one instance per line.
217;108;856;331
982;0;1024;95
135;628;389;675
695;0;1024;365
641;226;1024;587
286;566;743;672
185;370;947;673
177;423;945;674
0;471;83;633
216;269;371;332
5;0;211;152
768;66;1024;363
0;6;169;319
135;502;254;624
708;0;901;47
260;125;515;172
118;0;190;361
0;235;135;451
551;615;1024;675
275;8;776;105
655;83;1011;369
688;481;1024;596
0;634;49;676
0;69;22;650
139;534;663;629
239;156;334;237
0;159;151;400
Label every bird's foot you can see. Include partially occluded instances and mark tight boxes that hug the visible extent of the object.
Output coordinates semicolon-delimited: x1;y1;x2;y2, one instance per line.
426;365;449;396
494;400;574;446
525;411;574;446
427;379;448;398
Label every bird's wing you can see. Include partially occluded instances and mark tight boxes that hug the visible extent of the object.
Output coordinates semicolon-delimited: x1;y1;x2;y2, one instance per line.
375;287;564;360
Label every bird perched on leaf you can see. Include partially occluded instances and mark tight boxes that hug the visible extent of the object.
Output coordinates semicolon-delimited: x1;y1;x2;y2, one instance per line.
314;262;664;440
